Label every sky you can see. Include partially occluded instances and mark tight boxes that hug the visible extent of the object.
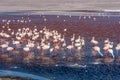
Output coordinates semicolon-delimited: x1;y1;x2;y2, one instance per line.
0;0;119;12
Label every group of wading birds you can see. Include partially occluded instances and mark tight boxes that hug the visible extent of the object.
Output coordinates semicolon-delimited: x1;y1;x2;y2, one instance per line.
0;26;120;64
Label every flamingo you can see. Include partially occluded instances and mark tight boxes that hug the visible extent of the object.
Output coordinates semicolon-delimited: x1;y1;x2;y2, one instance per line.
88;16;91;19
75;35;81;43
6;46;14;56
75;42;81;47
0;42;9;53
23;46;30;52
62;41;66;47
8;28;11;31
92;46;103;56
67;42;74;53
50;48;54;53
60;35;65;42
93;17;96;21
76;46;82;51
41;43;50;56
103;42;113;51
36;43;41;50
71;34;75;42
108;49;114;58
54;44;60;51
115;43;120;55
104;38;110;44
12;39;21;48
11;30;15;35
109;42;114;49
7;46;14;51
27;40;35;48
44;18;47;22
12;38;20;45
57;15;59;18
91;37;98;45
103;45;109;51
23;40;32;52
64;28;67;32
81;37;85;46
2;20;6;23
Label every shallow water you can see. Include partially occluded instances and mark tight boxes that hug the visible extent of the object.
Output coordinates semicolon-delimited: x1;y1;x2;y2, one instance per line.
0;63;120;80
0;11;120;80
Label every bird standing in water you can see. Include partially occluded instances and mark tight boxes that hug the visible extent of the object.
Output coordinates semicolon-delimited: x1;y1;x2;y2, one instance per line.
92;46;103;56
91;37;99;45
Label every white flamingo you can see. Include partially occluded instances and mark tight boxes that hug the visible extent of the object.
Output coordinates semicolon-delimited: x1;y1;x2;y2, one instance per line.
81;37;85;46
71;34;75;42
67;42;74;52
41;43;50;56
104;38;110;44
109;42;114;49
75;35;81;43
7;46;14;51
108;49;114;58
62;41;66;47
50;48;54;53
93;46;103;56
23;46;30;52
36;43;41;50
6;46;14;55
103;42;113;51
91;37;98;45
0;42;9;53
115;43;120;54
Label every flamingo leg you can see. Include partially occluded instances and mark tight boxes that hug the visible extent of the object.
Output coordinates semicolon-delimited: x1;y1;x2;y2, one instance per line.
117;50;119;56
111;52;115;59
98;51;103;56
